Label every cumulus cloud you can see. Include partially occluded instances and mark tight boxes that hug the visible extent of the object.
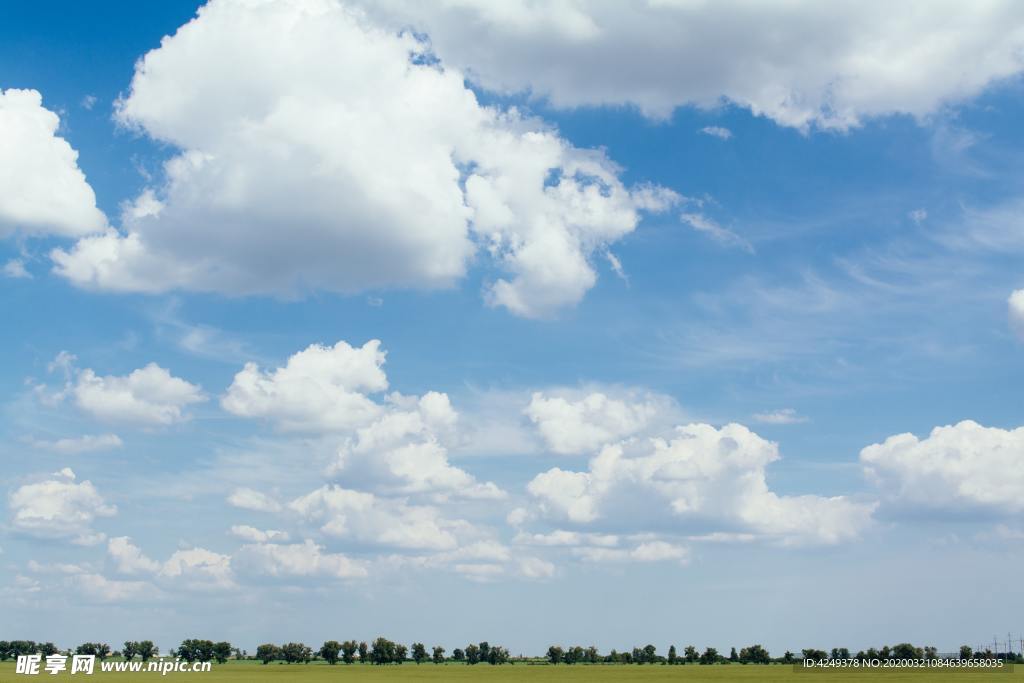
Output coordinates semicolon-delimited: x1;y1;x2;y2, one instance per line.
221;340;387;432
226;339;502;499
226;488;282;513
70;573;150;602
525;389;678;455
8;468;115;544
289;485;467;551
0;88;106;237
1009;290;1024;340
362;1;1024;129
526;423;875;545
3;259;31;279
27;433;123;454
107;536;160;574
51;0;673;318
861;420;1024;515
70;363;205;425
233;540;367;579
573;540;689;565
158;547;234;590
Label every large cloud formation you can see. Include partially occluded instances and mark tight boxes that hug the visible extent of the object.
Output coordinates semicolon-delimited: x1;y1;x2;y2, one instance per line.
861;420;1024;515
0;89;106;238
51;0;674;318
9;469;115;545
363;0;1024;129
525;423;874;545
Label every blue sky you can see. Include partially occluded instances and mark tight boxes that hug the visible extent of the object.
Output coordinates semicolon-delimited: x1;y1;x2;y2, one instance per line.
2;0;1023;657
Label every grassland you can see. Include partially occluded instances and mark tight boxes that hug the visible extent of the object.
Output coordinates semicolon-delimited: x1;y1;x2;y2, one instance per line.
1;660;1020;683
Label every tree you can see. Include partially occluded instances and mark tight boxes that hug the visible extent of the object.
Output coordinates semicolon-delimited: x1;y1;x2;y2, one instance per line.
432;646;445;664
547;646;564;665
123;642;137;662
281;643;312;664
802;649;827;662
960;646;974;660
395;644;408;662
699;647;719;665
256;644;280;665
0;642;9;661
358;642;368;663
891;643;923;660
831;647;850;660
136;641;156;662
465;644;481;665
412;643;428;664
213;642;232;664
478;642;490;663
586;646;599;663
739;644;771;664
370;637;397;665
729;647;739;662
341;640;359;665
643;644;658;664
319;641;341;665
487;646;510;665
783;651;794;663
452;648;464;662
684;646;698;663
668;645;678;665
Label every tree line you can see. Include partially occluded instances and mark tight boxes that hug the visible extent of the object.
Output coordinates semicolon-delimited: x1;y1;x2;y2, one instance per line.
3;638;1021;665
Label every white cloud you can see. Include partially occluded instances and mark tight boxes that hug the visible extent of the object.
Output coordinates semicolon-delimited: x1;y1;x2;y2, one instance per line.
233;540;367;579
752;408;809;425
107;536;160;574
221;340;387;432
513;530;620;548
909;208;928;224
680;212;754;253
8;469;115;544
3;259;30;278
525;389;678;455
1009;290;1024;340
289;485;466;551
0;88;106;237
69;573;150;602
158;547;234;590
526;423;875;545
572;540;689;565
51;0;673;318
229;525;289;543
72;363;205;425
362;1;1024;129
861;420;1024;514
700;126;733;140
28;433;123;454
226;488;282;513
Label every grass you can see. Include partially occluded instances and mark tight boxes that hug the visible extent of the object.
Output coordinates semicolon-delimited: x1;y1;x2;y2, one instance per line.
0;660;1020;682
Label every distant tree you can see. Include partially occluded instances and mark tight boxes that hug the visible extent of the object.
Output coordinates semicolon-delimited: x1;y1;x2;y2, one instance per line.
923;646;938;660
39;643;59;657
358;642;368;663
739;645;771;664
452;648;464;662
802;649;827;662
891;644;922;660
395;644;408;662
412;643;428;664
213;642;232;664
699;647;720;665
370;637;397;665
432;646;445;664
487;646;510;665
478;642;490;663
137;641;156;662
122;642;137;661
879;646;892;659
586;646;599;664
960;646;973;660
465;644;481;665
0;642;9;661
643;644;658;664
319;641;341;665
668;645;678;665
729;647;739;662
783;651;794;664
341;641;359;665
831;647;850;660
256;644;280;665
547;646;564;665
281;643;312;664
684;646;698;663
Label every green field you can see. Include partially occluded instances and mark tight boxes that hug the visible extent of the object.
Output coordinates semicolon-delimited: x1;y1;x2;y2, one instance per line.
1;661;1020;682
